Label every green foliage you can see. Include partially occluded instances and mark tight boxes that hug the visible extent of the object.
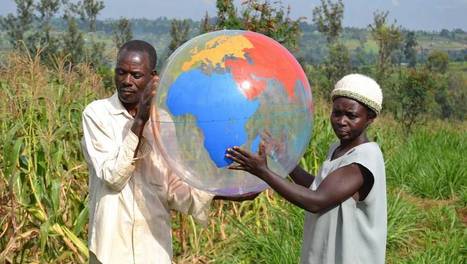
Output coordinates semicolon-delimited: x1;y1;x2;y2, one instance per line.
0;0;35;48
168;19;191;56
79;0;105;32
218;200;304;263
321;42;351;97
391;69;435;133
394;205;466;264
439;71;466;120
241;0;303;50
312;0;344;44
385;126;466;199
216;0;242;30
112;18;133;49
385;192;465;263
200;12;214;34
0;0;108;68
203;0;304;50
0;52;464;262
0;3;465;263
37;0;61;24
63;17;85;65
369;10;403;82
403;31;417;68
87;38;106;68
386;190;421;251
35;0;61;59
311;0;350;99
0;52;106;262
426;50;449;74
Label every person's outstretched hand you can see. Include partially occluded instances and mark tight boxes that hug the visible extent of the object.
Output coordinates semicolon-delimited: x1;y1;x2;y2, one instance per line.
226;143;269;179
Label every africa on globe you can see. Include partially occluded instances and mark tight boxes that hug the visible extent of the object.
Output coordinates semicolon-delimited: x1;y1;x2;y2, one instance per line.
151;30;313;196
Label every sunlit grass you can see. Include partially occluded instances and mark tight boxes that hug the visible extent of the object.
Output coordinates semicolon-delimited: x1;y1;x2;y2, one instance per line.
385;126;466;200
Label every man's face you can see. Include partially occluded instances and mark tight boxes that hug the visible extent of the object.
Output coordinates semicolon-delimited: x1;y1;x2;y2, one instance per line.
330;97;374;142
115;50;154;108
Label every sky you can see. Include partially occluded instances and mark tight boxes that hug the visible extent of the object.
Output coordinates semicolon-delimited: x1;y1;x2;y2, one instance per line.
1;0;466;31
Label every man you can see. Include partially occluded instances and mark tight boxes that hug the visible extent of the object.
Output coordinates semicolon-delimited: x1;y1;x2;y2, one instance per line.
82;40;248;264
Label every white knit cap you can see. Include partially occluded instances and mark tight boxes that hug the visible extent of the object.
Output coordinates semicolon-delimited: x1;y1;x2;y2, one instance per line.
331;73;383;115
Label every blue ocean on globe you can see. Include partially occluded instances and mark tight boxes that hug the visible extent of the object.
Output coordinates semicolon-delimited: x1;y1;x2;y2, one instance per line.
166;69;261;167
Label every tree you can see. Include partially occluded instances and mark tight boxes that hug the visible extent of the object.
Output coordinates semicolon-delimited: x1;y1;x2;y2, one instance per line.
312;0;349;97
34;0;61;60
216;0;242;30
63;17;85;65
241;0;304;50
403;31;417;68
37;0;60;25
395;68;434;133
113;18;133;49
81;0;105;32
326;42;351;77
168;19;190;55
74;0;107;68
200;11;214;34
312;0;344;44
0;0;35;48
369;10;402;82
209;1;303;50
426;50;449;74
439;29;450;38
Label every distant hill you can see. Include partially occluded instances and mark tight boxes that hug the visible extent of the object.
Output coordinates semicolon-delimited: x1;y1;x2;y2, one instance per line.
1;17;466;66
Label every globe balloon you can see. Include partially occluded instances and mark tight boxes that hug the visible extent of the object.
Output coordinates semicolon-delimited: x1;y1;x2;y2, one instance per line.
151;30;313;196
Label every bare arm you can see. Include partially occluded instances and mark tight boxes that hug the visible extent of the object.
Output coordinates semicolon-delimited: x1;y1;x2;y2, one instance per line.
227;145;364;213
289;165;314;188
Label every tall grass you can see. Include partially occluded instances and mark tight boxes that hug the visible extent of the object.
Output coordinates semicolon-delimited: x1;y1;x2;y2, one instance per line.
0;52;465;263
385;125;466;200
0;52;105;262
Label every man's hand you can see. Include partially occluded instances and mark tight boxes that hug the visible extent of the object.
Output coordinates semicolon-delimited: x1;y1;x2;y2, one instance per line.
131;75;159;142
135;75;159;124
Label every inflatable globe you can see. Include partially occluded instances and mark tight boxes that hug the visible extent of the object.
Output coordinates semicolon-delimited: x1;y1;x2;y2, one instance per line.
151;30;313;196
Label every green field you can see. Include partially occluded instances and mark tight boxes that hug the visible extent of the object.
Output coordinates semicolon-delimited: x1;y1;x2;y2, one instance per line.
0;51;465;263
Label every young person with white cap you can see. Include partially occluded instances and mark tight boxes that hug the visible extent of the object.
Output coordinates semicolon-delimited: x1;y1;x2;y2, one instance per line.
226;73;387;263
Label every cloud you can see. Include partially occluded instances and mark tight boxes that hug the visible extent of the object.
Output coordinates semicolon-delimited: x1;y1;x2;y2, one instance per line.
392;0;400;7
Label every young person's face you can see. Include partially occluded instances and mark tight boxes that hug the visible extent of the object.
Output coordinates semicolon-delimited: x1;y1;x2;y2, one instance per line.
330;97;375;142
115;50;155;108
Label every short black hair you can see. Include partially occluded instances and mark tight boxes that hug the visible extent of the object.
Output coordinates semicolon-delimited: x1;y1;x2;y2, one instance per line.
118;40;157;71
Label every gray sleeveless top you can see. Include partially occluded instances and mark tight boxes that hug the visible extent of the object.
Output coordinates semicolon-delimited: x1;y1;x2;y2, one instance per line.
300;142;387;264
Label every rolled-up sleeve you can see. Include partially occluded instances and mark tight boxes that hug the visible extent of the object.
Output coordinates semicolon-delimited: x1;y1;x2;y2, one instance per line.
166;171;214;226
82;106;138;192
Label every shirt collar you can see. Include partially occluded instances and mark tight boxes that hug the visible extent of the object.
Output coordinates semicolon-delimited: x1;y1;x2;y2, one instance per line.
108;92;133;119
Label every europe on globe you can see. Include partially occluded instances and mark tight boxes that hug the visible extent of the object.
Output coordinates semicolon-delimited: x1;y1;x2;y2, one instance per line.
151;30;313;196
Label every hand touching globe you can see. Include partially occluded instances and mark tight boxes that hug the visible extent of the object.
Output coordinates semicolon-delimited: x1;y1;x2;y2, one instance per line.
151;30;313;196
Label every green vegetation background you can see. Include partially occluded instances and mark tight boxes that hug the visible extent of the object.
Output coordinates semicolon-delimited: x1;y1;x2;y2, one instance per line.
0;51;465;264
0;0;466;263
